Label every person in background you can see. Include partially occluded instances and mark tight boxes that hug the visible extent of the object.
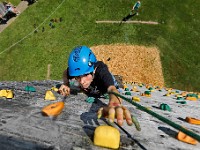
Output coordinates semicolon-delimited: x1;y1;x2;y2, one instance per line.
0;14;4;19
3;1;20;15
131;1;141;15
26;0;38;5
59;46;133;126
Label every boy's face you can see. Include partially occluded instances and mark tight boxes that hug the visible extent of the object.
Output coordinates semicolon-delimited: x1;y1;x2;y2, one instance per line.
75;73;93;89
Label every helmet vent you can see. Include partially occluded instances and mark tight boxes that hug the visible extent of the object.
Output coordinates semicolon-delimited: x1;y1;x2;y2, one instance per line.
88;61;92;67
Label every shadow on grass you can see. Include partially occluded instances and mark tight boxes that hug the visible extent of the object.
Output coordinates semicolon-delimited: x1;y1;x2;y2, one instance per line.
119;12;137;26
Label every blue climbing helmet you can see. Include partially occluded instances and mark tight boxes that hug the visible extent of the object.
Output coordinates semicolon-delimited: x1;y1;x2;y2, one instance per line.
68;46;97;77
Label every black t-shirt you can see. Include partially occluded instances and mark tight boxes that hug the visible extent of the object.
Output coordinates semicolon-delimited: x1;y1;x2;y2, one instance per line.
91;61;114;94
63;61;114;95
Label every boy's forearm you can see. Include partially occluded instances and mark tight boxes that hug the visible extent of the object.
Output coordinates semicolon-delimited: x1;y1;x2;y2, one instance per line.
63;69;70;86
107;86;122;106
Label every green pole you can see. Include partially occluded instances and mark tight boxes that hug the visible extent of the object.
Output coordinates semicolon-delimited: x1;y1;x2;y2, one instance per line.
108;91;200;142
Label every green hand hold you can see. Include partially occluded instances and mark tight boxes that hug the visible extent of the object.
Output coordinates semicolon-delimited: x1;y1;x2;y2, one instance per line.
86;97;95;103
125;92;131;96
176;101;187;104
160;103;171;111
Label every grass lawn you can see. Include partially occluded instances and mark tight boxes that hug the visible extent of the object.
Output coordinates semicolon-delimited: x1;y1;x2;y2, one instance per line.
0;0;199;91
0;0;20;6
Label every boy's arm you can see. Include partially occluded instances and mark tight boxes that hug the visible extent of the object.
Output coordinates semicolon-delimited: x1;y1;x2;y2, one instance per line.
101;85;133;126
95;62;132;126
63;69;70;86
107;85;122;106
59;69;71;96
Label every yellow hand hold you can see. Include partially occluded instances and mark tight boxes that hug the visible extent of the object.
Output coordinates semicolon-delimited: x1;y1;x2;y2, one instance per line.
94;125;120;149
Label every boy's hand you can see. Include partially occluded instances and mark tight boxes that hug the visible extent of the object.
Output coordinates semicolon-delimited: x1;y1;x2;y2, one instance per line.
99;85;133;126
97;104;133;126
59;84;70;96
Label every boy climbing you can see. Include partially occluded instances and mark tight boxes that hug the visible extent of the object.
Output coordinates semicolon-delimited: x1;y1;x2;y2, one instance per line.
59;46;133;126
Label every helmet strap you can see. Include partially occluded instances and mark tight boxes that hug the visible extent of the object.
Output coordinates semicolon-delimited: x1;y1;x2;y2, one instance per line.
92;67;97;79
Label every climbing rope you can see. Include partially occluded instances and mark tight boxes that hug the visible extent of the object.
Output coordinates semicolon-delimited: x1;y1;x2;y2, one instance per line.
0;0;66;55
108;91;200;142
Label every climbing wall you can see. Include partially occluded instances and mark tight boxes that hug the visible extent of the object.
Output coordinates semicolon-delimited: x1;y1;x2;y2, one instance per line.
0;81;200;149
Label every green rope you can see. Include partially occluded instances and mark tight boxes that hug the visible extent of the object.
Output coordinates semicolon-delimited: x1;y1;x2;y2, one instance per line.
108;91;200;142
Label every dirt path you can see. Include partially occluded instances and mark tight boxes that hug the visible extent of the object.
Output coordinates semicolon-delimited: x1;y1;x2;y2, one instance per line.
0;1;28;33
96;20;159;25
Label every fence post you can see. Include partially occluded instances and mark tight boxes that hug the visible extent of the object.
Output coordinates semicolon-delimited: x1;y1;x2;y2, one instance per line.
47;64;51;80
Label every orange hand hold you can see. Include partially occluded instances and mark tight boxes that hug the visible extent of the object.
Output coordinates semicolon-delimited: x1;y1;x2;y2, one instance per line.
42;101;64;117
185;117;200;125
186;97;197;101
176;131;198;145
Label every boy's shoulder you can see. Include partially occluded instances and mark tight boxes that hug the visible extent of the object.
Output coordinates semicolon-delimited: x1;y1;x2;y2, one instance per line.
95;61;108;69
